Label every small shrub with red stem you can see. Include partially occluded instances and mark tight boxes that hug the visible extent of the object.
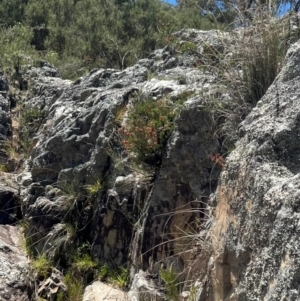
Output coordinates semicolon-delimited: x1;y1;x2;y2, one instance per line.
119;98;177;166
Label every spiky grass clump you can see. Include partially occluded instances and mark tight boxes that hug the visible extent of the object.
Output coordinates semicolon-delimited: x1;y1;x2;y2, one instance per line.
85;179;102;198
31;254;52;279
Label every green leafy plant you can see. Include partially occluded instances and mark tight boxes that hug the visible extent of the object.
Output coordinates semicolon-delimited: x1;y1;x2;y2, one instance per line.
31;254;52;279
111;267;129;289
179;41;198;55
85;179;102;198
118;98;177;165
56;252;97;300
160;267;180;301
63;272;84;301
72;253;98;274
97;264;129;289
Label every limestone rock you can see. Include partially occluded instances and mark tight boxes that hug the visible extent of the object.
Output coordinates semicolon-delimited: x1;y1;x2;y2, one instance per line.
206;38;300;300
20;28;228;271
0;172;21;224
128;270;164;301
14;20;300;301
0;225;33;301
83;281;126;301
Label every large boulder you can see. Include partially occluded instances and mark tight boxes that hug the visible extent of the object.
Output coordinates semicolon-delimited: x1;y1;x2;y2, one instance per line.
9;14;300;301
21;29;232;272
205;39;300;300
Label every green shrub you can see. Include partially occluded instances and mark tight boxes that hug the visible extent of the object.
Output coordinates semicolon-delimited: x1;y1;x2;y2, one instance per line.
97;264;128;289
109;266;129;289
0;24;36;72
160;268;180;301
63;272;84;301
179;41;198;55
31;254;52;279
20;107;45;124
72;253;97;274
118;98;177;165
85;179;102;198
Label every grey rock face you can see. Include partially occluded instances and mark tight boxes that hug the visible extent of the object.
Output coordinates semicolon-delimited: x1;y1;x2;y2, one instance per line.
20;28;231;274
207;39;300;300
83;281;126;301
0;173;21;224
17;25;293;300
128;270;164;301
0;225;33;301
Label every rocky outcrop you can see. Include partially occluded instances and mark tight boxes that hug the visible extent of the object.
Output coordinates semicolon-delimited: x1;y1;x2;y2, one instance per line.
1;14;299;301
0;225;34;301
205;36;300;301
19;29;234;277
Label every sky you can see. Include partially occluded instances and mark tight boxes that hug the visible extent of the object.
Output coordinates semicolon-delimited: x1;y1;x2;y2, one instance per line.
164;0;290;14
164;0;177;5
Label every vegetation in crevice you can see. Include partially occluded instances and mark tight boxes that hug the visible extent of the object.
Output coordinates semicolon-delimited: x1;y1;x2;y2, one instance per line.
31;254;52;279
196;15;291;151
112;89;196;171
23;216;130;300
118;97;178;166
19;107;45;156
2;1;297;301
160;267;180;301
1;101;45;171
20;170;129;300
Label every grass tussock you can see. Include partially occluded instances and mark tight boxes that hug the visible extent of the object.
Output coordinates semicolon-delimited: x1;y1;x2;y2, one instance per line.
31;254;52;279
202;13;289;149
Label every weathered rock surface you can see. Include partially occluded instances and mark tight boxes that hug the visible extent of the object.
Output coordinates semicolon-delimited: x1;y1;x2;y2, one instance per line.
83;281;126;301
0;172;21;224
5;16;300;301
128;270;164;301
20;29;232;278
0;225;33;301
205;37;300;301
